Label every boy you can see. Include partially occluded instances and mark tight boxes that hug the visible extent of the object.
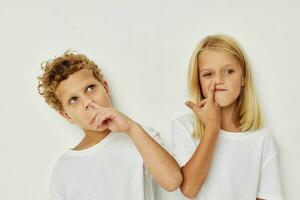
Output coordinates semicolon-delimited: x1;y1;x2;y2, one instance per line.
37;51;182;200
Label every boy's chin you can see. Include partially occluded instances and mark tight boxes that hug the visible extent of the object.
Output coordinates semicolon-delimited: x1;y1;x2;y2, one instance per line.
86;126;108;132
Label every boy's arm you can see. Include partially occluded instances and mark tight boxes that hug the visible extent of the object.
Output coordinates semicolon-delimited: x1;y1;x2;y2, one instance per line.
126;123;183;192
87;101;182;191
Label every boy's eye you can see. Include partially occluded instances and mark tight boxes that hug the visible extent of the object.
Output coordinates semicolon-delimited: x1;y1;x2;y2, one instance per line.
68;97;77;105
86;84;95;92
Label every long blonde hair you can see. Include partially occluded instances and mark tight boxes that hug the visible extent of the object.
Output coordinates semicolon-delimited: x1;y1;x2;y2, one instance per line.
188;34;263;139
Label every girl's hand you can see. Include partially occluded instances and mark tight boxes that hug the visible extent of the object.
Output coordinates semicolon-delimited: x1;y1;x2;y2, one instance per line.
185;82;221;130
87;102;137;133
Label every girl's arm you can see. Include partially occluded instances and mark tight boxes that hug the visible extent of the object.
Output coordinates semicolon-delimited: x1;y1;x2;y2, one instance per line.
180;126;219;198
180;82;221;198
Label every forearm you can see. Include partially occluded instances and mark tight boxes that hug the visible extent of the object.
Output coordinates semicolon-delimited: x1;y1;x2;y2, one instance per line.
180;127;219;199
127;123;182;191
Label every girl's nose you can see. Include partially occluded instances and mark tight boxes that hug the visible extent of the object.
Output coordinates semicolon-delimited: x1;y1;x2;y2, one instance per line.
215;74;224;84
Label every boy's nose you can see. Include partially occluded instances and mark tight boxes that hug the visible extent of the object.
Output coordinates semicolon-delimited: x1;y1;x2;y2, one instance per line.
84;99;96;110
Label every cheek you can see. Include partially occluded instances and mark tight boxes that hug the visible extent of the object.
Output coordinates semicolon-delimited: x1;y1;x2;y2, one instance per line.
98;93;112;107
200;80;211;98
228;76;242;94
94;88;112;107
68;108;89;124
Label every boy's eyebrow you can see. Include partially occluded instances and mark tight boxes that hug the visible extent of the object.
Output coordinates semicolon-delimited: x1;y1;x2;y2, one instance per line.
61;81;96;101
199;64;236;72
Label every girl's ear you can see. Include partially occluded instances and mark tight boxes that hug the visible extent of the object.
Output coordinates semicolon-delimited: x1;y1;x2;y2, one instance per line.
242;76;245;87
59;111;75;124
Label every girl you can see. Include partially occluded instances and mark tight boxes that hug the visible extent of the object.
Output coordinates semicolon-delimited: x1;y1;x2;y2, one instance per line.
171;34;283;200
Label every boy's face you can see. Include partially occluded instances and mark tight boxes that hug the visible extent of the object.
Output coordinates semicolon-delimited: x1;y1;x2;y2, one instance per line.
55;69;112;131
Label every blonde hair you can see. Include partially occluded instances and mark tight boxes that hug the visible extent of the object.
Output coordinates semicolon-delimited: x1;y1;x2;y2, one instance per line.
188;34;263;139
37;50;105;112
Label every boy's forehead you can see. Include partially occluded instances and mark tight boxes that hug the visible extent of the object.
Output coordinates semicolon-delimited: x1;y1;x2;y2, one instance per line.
55;69;99;99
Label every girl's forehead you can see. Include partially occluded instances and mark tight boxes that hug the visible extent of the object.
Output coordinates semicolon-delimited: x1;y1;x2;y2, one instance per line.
198;49;238;70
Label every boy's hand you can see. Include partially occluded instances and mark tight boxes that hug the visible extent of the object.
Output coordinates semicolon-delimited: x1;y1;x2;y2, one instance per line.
185;81;221;130
87;102;137;133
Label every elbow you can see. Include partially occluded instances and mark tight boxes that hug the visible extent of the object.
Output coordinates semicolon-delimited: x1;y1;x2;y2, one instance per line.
162;171;183;192
180;184;199;199
179;178;204;199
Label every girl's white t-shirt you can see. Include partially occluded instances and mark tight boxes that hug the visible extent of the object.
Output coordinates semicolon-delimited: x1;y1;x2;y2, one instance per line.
49;126;161;200
171;114;284;200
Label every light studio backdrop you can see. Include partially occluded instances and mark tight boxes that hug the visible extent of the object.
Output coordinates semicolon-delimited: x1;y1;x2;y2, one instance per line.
0;0;299;199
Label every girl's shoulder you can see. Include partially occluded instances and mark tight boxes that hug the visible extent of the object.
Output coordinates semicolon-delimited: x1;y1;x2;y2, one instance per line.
255;126;279;153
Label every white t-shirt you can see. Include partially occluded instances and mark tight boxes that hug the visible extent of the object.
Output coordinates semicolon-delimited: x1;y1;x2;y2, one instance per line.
49;126;162;200
171;114;284;200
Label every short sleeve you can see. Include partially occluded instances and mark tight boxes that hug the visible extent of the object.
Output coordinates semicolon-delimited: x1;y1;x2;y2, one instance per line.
49;186;63;200
141;125;164;146
257;132;284;200
140;125;163;200
49;172;63;200
171;117;196;167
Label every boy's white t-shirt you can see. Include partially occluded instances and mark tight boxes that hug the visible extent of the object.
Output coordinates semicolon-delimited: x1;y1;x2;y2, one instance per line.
49;126;162;200
171;114;284;200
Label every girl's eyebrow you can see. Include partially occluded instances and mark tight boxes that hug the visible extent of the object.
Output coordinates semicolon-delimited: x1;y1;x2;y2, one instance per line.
199;64;236;72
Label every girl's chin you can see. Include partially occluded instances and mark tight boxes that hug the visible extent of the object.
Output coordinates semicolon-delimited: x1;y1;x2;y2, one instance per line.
215;99;235;108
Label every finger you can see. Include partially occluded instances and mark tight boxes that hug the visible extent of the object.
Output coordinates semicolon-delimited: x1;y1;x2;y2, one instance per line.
185;101;198;112
95;113;114;129
207;81;216;102
88;101;105;110
199;99;207;107
92;113;106;130
89;110;105;125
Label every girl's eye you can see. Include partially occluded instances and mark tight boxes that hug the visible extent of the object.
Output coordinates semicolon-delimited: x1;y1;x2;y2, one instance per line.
224;69;234;75
202;72;212;78
86;84;95;92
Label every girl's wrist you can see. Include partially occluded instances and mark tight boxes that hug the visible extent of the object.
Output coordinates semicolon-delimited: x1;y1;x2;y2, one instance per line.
205;123;220;132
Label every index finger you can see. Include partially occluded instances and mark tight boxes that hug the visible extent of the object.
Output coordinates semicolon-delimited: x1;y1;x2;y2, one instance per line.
207;81;216;102
88;101;105;110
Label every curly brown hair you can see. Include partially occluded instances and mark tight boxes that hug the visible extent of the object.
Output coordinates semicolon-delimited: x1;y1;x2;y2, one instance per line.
37;50;105;112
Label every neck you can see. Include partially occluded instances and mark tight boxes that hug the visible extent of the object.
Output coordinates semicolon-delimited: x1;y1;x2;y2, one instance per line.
72;128;111;151
83;128;111;142
220;101;240;132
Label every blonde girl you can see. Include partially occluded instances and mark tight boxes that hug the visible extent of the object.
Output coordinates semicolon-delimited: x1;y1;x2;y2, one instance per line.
171;34;283;200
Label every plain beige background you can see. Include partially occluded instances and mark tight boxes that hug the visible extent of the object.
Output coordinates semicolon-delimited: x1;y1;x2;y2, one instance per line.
0;0;299;199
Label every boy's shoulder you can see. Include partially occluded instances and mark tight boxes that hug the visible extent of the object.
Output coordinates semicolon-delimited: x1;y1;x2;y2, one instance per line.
172;113;194;126
171;113;194;135
140;124;163;146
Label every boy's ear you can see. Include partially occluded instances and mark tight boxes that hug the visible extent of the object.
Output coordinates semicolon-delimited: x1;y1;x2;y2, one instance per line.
59;111;75;124
103;80;111;97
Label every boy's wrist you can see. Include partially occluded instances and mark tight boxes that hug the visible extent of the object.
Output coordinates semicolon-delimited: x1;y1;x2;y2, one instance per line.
126;121;141;136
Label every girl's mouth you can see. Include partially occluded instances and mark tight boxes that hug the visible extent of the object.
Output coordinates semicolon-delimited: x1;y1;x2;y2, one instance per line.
215;89;227;92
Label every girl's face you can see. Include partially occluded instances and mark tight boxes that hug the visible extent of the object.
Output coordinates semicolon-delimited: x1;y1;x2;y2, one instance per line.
198;49;245;107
